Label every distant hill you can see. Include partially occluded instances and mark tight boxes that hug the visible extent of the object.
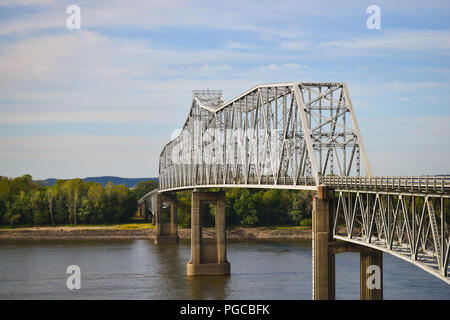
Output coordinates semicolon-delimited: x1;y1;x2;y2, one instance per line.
36;176;158;188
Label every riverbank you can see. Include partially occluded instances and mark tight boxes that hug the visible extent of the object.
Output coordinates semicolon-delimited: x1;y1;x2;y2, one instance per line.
0;225;312;240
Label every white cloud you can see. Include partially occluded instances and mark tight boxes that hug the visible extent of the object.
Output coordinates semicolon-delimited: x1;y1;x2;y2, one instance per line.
279;40;312;51
0;29;319;128
318;30;450;54
349;80;449;97
224;41;256;50
0;108;181;125
0;0;449;178
0;0;54;6
0;0;308;43
357;65;371;71
0;31;291;126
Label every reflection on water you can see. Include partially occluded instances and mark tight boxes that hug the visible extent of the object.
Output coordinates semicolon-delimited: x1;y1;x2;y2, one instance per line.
188;276;229;300
0;239;448;300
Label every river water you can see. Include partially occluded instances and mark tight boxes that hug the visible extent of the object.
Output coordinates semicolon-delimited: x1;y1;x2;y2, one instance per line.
0;239;448;300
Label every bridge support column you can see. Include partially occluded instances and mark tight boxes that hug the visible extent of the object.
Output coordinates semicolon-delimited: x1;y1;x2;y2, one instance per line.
312;186;335;300
360;248;383;300
187;190;230;276
312;186;384;300
139;202;147;220
151;212;156;226
154;193;179;244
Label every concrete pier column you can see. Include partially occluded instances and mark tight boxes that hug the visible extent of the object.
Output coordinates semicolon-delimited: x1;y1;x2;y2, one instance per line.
139;202;147;220
360;248;383;300
154;193;179;244
312;187;383;300
190;190;201;266
155;195;163;236
216;193;227;264
312;186;335;300
151;212;156;226
187;190;230;276
170;199;178;235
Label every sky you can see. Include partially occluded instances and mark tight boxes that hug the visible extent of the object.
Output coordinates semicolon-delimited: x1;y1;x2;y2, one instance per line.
0;0;449;179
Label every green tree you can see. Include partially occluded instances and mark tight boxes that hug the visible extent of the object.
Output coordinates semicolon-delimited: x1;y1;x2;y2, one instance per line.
106;184;134;223
0;176;11;224
87;183;105;223
132;180;158;201
78;197;91;224
30;190;48;225
234;189;259;226
46;186;58;225
104;181;113;223
5;191;32;226
177;191;191;227
225;188;242;226
9;174;34;195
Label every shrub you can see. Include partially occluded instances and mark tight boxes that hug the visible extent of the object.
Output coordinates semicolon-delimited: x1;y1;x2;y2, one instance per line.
300;218;312;227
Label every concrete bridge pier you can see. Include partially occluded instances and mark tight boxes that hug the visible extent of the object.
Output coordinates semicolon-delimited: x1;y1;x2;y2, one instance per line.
187;190;230;276
139;201;148;220
360;248;383;300
151;212;156;226
312;186;383;300
154;193;179;244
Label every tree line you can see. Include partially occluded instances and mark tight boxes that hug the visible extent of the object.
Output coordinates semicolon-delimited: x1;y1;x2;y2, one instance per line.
177;188;313;228
0;174;157;226
0;174;313;228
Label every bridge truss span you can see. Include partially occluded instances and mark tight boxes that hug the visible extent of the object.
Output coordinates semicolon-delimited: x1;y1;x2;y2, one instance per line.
154;81;450;287
159;82;372;191
331;187;450;283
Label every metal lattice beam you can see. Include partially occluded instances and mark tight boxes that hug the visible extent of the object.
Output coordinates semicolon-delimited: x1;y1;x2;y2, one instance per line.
159;82;371;191
333;189;449;283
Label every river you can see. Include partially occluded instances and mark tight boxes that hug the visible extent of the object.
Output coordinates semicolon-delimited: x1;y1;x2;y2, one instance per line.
0;239;448;300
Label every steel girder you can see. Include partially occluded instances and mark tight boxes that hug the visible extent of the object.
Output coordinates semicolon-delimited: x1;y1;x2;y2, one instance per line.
333;189;450;284
159;82;372;191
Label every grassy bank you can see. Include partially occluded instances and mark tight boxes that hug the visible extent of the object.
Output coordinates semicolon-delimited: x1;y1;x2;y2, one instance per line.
0;225;311;240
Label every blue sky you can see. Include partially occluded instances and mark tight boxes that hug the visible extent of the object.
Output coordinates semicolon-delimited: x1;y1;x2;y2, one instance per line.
0;0;449;179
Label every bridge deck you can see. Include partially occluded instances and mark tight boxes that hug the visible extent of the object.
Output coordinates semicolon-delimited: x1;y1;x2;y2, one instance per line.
324;176;450;194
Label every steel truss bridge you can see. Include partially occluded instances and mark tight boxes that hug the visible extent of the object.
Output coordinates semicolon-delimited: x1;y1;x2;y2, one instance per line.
153;82;449;286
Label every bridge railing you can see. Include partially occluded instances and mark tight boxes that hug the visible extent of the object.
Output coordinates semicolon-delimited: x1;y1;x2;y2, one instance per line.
322;176;450;193
159;167;317;191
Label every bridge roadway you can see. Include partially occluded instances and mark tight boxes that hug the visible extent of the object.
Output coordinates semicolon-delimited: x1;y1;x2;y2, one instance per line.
138;82;449;299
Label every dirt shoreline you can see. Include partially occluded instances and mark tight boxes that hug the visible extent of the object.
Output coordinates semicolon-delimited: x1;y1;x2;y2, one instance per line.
0;226;312;241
